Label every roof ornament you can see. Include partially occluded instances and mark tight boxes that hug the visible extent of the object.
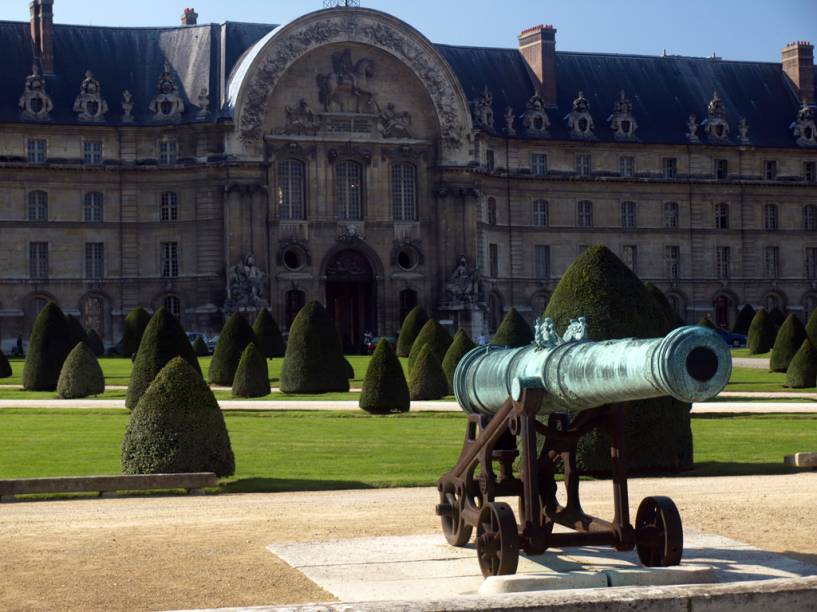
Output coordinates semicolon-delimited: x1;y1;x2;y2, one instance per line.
504;106;516;136
608;90;638;140
702;90;730;141
149;65;185;122
121;90;135;123
791;102;817;148
197;87;210;119
18;64;53;121
565;90;595;139
685;114;700;143
737;117;750;145
471;86;495;131
522;94;550;137
73;70;108;122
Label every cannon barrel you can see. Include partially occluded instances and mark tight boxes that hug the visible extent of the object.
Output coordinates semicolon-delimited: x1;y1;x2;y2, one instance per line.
453;326;732;416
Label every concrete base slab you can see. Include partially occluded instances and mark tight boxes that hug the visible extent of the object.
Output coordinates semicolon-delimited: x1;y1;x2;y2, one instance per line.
785;452;817;468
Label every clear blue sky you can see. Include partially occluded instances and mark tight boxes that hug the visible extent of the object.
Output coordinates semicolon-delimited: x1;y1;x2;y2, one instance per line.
2;0;816;62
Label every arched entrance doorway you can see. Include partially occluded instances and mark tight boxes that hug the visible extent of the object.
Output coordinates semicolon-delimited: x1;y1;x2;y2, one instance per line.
713;294;733;329
325;250;375;353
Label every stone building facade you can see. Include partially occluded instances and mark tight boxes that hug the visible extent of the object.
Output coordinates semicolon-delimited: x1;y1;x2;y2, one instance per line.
0;2;816;351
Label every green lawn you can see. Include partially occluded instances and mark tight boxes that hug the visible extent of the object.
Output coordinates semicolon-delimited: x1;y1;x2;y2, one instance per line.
724;367;812;392
731;348;771;359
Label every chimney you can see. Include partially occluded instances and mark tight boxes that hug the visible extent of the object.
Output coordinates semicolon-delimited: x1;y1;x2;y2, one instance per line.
782;41;815;105
518;24;557;107
29;0;54;74
181;7;198;26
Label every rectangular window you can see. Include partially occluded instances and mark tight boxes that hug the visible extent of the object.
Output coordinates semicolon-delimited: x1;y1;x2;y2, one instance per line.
807;248;817;279
279;160;306;220
486;149;495;171
716;246;730;279
336;161;363;221
805;161;817;183
161;241;179;278
764;160;778;180
29;242;48;279
489;243;498;277
576;153;591;176
27;139;47;163
530;153;547;176
85;242;104;279
28;191;48;221
764;204;779;231
665;246;680;279
622;245;638;273
391;163;417;221
664;202;679;228
621;201;636;228
158;140;178;165
662;157;677;179
532;199;548;226
619;156;635;178
83;141;103;165
715;159;728;180
534;245;550;280
765;246;779;279
715;204;729;229
577;200;593;227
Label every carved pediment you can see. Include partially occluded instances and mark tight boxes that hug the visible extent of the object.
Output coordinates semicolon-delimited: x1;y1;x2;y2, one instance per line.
607;90;638;140
564;91;595;139
73;71;108;122
791;102;817;147
149;67;185;122
19;65;53;120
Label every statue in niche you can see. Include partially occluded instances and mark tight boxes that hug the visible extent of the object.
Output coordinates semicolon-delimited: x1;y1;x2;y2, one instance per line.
377;102;412;138
316;49;375;113
446;255;479;306
18;65;53;120
149;66;185;121
121;90;135;122
686;114;699;143
73;70;108;121
225;253;267;310
285;98;321;135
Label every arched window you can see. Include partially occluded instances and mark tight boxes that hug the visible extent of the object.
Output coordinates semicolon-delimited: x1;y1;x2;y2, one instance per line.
487;197;497;225
621;201;636;228
278;159;306;220
399;289;418;324
163;295;181;318
764;204;779;231
664;202;679;228
336;160;363;220
804;205;817;231
28;191;48;221
392;163;417;221
285;289;306;328
577;200;593;227
532;199;548;226
160;192;178;222
714;203;729;229
84;192;103;222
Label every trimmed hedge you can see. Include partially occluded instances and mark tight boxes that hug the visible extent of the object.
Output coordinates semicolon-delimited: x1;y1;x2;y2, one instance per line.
768;307;786;331
208;313;257;386
807;308;817;345
770;314;808;372
697;316;716;329
86;328;105;356
253;309;286;358
543;245;692;474
645;282;683;329
396;306;429;357
192;336;209;357
747;309;775;355
57;342;105;399
126;307;202;410
442;329;476;393
491;308;534;347
407;319;452;373
279;301;349;393
408;344;449;401
359;338;410;414
0;350;11;379
785;339;817;388
343;357;355;380
122;307;151;358
23;301;72;391
66;314;88;349
733;304;756;335
232;342;270;398
122;357;235;477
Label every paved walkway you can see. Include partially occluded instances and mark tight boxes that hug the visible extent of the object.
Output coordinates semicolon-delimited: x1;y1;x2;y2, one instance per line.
733;357;771;370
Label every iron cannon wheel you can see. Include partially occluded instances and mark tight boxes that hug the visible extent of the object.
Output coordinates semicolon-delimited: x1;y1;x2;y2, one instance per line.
476;502;520;577
439;481;473;546
635;495;683;566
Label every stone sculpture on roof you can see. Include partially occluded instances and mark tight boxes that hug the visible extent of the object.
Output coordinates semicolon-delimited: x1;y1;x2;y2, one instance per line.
522;94;550;137
73;71;108;122
791;102;817;147
121;90;135;122
18;65;53;120
702;91;730;141
317;48;376;113
565;90;595;139
608;90;638;140
149;67;185;122
471;86;495;131
738;117;750;145
504;106;516;136
686;114;699;143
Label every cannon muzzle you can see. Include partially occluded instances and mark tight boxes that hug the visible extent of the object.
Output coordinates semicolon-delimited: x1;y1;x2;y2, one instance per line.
453;325;731;416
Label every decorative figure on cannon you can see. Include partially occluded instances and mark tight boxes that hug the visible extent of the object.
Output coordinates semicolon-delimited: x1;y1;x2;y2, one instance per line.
435;318;732;577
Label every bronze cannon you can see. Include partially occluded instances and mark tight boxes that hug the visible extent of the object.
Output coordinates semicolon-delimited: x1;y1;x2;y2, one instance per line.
436;320;731;577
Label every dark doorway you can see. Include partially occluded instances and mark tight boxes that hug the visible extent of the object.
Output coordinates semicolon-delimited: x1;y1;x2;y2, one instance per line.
714;295;732;329
399;289;418;324
325;250;375;354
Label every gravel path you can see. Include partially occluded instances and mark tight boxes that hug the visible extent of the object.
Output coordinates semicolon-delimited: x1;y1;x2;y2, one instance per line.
733;357;771;370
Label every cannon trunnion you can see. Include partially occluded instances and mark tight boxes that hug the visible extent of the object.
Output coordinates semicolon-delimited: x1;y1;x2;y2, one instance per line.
436;323;731;577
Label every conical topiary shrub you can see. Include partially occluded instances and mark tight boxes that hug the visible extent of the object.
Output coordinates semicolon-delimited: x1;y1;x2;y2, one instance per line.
785;339;817;388
807;309;817;345
359;338;410;414
122;357;235;477
56;342;105;399
232;342;270;398
23;301;72;391
770;314;808;372
253;309;285;358
408;344;449;401
192;336;209;357
543;245;691;474
697;316;716;329
491;308;534;347
126;307;202;410
343;357;355;380
122;307;151;358
65;314;88;349
733;304;756;335
408;319;452;373
208;313;257;386
442;329;476;393
748;309;775;355
396;305;429;357
768;307;786;331
0;350;11;379
280;301;349;393
86;328;105;356
645;282;684;329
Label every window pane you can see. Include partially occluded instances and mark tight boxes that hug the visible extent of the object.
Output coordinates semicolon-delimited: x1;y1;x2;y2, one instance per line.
392;163;416;221
337;161;362;220
532;200;548;226
535;245;549;280
279;160;305;220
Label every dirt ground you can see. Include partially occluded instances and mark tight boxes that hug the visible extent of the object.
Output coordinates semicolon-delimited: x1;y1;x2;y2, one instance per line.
2;473;816;611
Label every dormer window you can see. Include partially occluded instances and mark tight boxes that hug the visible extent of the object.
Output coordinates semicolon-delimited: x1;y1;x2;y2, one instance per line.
608;90;638;140
565;91;595;139
792;102;817;147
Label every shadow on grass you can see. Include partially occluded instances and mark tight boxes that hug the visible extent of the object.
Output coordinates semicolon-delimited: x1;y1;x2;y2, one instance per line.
221;477;376;494
681;462;801;477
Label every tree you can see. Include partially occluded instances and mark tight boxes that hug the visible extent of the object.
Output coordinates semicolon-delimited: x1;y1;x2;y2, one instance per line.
543;245;692;473
359;338;410;413
747;309;775;355
806;309;817;345
768;307;786;331
22;301;72;391
126;307;202;410
253;309;286;358
785;339;817;389
57;342;105;398
733;304;756;336
208;313;257;386
645;282;684;329
122;308;151;358
697;316;716;329
192;336;209;357
122;357;235;477
408;344;449;401
279;301;349;393
0;350;11;379
442;329;476;393
86;328;105;356
232;342;271;398
65;314;88;349
407;319;452;373
491;308;534;347
396;305;429;357
770;314;808;372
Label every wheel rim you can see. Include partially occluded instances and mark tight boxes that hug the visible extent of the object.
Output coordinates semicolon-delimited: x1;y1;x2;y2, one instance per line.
439;482;472;546
635;496;683;566
476;502;519;577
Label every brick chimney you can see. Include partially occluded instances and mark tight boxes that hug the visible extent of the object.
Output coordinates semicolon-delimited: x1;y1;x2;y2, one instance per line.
782;41;815;105
518;24;557;107
29;0;54;74
181;7;198;26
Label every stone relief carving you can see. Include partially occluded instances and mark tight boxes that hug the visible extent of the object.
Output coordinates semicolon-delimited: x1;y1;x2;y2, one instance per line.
381;144;428;162
686;114;699;143
317;48;376;113
791;102;817;147
738;117;750;144
18;65;53;120
522;94;550;137
377;102;412;138
702;91;729;141
276;236;312;267
504;107;516;136
197;88;210;118
533;316;588;351
328;143;372;164
607;90;638;140
73;71;108;121
326;250;371;279
445;255;480;306
337;223;366;243
471;86;494;131
149;67;185;122
284;98;322;135
225;253;267;311
564;91;595;139
121;90;135;122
